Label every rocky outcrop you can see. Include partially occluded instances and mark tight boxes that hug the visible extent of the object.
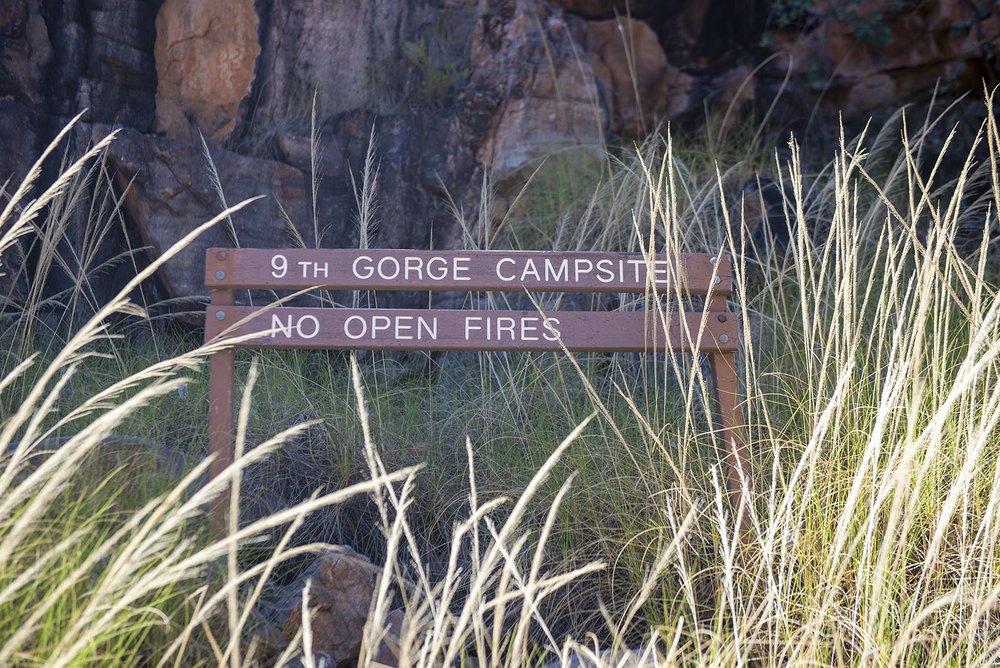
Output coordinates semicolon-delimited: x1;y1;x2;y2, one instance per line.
247;1;474;133
767;0;1000;115
470;0;606;180
44;0;162;130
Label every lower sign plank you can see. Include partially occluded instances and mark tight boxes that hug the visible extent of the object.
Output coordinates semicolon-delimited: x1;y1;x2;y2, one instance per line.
206;307;739;353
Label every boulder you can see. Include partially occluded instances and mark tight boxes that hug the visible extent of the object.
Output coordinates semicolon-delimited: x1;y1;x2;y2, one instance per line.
278;548;378;666
372;608;409;666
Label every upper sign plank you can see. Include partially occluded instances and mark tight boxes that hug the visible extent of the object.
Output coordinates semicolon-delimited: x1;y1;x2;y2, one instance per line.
205;249;731;294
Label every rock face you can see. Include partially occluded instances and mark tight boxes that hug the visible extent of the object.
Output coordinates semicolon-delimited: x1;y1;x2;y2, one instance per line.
247;0;473;131
766;0;1000;115
587;17;690;137
103;128;318;303
470;0;607;180
0;0;996;316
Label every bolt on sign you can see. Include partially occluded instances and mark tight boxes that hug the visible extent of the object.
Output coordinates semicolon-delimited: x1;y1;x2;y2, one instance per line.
203;249;749;531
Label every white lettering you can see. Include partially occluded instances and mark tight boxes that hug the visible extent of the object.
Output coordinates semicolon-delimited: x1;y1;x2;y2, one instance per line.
464;316;483;340
426;256;448;280
521;258;540;281
272;314;319;338
404;256;423;280
352;255;374;279
297;315;320;339
544;258;569;282
271;314;293;338
371;315;392;337
496;316;516;340
627;259;645;283
418;316;438;340
395;315;414;340
377;257;400;280
653;260;670;284
520;318;539;341
542;317;561;341
344;315;366;339
596;259;615;283
271;254;288;278
496;258;516;281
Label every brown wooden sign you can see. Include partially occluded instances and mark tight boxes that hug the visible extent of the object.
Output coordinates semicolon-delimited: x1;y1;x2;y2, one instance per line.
203;248;748;535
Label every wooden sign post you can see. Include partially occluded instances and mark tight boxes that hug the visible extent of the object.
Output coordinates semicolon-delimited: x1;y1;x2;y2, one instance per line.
203;249;748;530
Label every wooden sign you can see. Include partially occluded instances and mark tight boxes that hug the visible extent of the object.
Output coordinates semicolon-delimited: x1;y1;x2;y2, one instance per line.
203;248;748;536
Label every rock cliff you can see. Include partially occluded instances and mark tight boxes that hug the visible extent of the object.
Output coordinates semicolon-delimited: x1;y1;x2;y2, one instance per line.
0;0;996;312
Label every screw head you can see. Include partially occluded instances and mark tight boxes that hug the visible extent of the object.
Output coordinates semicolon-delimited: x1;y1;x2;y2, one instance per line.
713;276;721;285
215;270;225;280
215;310;226;320
719;334;730;344
710;256;718;265
718;314;728;322
216;251;228;260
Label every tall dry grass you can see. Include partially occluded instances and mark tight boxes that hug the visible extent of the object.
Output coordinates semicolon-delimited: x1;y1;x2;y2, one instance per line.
0;87;997;667
346;97;999;665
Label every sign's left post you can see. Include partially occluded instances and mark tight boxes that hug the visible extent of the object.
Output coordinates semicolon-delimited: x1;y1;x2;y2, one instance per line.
206;281;235;538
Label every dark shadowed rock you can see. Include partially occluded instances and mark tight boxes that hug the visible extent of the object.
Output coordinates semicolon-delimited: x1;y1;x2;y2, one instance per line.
103;127;316;305
39;0;161;130
0;99;39;308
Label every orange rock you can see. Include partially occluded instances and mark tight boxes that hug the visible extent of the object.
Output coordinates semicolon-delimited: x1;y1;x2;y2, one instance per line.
153;0;260;141
588;17;691;137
